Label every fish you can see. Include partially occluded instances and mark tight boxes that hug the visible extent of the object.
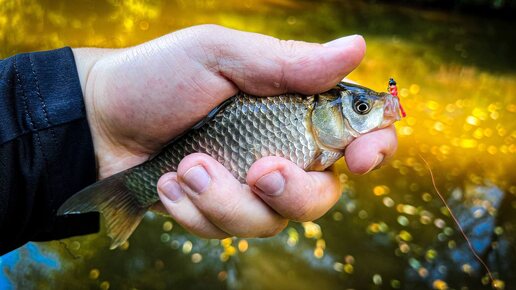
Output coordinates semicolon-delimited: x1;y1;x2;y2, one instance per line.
58;82;402;249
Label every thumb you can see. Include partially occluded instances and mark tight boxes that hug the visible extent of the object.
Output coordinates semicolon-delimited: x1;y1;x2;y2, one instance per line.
177;25;366;96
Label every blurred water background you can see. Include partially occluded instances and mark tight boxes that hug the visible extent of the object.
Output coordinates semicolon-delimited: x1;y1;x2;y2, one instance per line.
1;0;515;289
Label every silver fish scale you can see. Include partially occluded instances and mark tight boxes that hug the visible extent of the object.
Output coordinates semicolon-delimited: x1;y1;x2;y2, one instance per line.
124;94;320;207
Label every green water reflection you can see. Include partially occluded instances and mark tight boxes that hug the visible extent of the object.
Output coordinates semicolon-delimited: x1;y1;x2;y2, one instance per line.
1;0;515;289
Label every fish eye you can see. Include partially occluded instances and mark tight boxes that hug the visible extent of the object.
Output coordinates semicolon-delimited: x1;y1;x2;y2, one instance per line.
353;99;371;114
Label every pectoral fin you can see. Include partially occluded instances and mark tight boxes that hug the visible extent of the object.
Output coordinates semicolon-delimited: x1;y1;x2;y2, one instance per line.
307;150;343;171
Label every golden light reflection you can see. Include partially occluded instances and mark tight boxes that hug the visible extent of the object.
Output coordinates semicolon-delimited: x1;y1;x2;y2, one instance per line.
493;279;506;290
162;221;173;232
343;263;354;274
432;279;448;290
425;249;437;261
302;222;322;239
191;253;203;263
286;227;299;247
333;262;343;272
89;268;100;280
119;241;130;251
373;185;390;196
237;239;249;252
218;237;238;261
100;281;110;290
182;240;193;254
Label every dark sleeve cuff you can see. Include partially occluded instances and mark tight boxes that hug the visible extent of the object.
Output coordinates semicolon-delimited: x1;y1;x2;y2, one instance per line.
0;47;99;254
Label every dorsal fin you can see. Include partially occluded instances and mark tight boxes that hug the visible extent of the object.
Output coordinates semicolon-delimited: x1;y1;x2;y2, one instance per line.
192;96;236;129
148;96;237;161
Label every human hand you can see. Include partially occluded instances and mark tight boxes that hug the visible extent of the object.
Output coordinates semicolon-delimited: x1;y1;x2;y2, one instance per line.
73;24;397;238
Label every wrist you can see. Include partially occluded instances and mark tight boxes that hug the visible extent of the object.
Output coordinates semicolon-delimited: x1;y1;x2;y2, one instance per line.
72;48;114;96
72;48;115;178
71;47;149;179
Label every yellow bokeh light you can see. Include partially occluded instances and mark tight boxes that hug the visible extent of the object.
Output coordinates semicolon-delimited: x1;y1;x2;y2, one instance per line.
466;116;480;126
162;221;173;232
191;253;203;263
238;240;249;252
344;263;354;274
100;281;110;290
432;279;448;290
302;222;322;239
89;269;100;280
493;279;505;290
313;247;324;259
398;230;412;242
182;241;193;254
373;185;390;196
409;84;420;94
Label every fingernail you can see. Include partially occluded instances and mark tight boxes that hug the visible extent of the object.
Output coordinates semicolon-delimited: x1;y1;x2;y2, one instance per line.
363;154;384;175
182;165;211;194
159;180;184;202
323;35;361;48
255;171;285;196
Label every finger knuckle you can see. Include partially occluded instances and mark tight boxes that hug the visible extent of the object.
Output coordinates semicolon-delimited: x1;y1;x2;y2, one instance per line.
288;189;314;222
274;39;302;90
278;39;298;59
198;231;229;240
258;220;288;238
212;200;241;227
185;217;212;235
292;202;313;222
184;218;229;239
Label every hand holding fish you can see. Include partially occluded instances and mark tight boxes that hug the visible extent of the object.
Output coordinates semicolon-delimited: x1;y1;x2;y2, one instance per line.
71;25;398;245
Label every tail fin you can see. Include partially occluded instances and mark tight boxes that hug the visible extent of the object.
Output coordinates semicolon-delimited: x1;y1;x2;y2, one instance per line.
57;171;148;249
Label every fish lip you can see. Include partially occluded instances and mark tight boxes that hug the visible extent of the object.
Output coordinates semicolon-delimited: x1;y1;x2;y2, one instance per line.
380;93;402;128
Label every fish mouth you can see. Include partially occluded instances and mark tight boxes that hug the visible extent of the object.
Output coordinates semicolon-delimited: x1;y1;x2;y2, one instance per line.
380;93;402;128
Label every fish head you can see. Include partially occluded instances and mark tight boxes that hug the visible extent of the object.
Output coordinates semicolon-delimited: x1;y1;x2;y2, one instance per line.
311;82;401;151
338;82;401;135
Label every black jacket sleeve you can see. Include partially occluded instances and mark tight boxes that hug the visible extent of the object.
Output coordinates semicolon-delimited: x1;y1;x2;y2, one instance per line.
0;47;99;256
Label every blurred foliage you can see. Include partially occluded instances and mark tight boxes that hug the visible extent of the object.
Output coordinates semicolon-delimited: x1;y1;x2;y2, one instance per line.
1;0;515;289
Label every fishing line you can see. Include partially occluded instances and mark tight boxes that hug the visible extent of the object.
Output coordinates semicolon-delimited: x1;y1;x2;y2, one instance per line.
418;153;496;287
